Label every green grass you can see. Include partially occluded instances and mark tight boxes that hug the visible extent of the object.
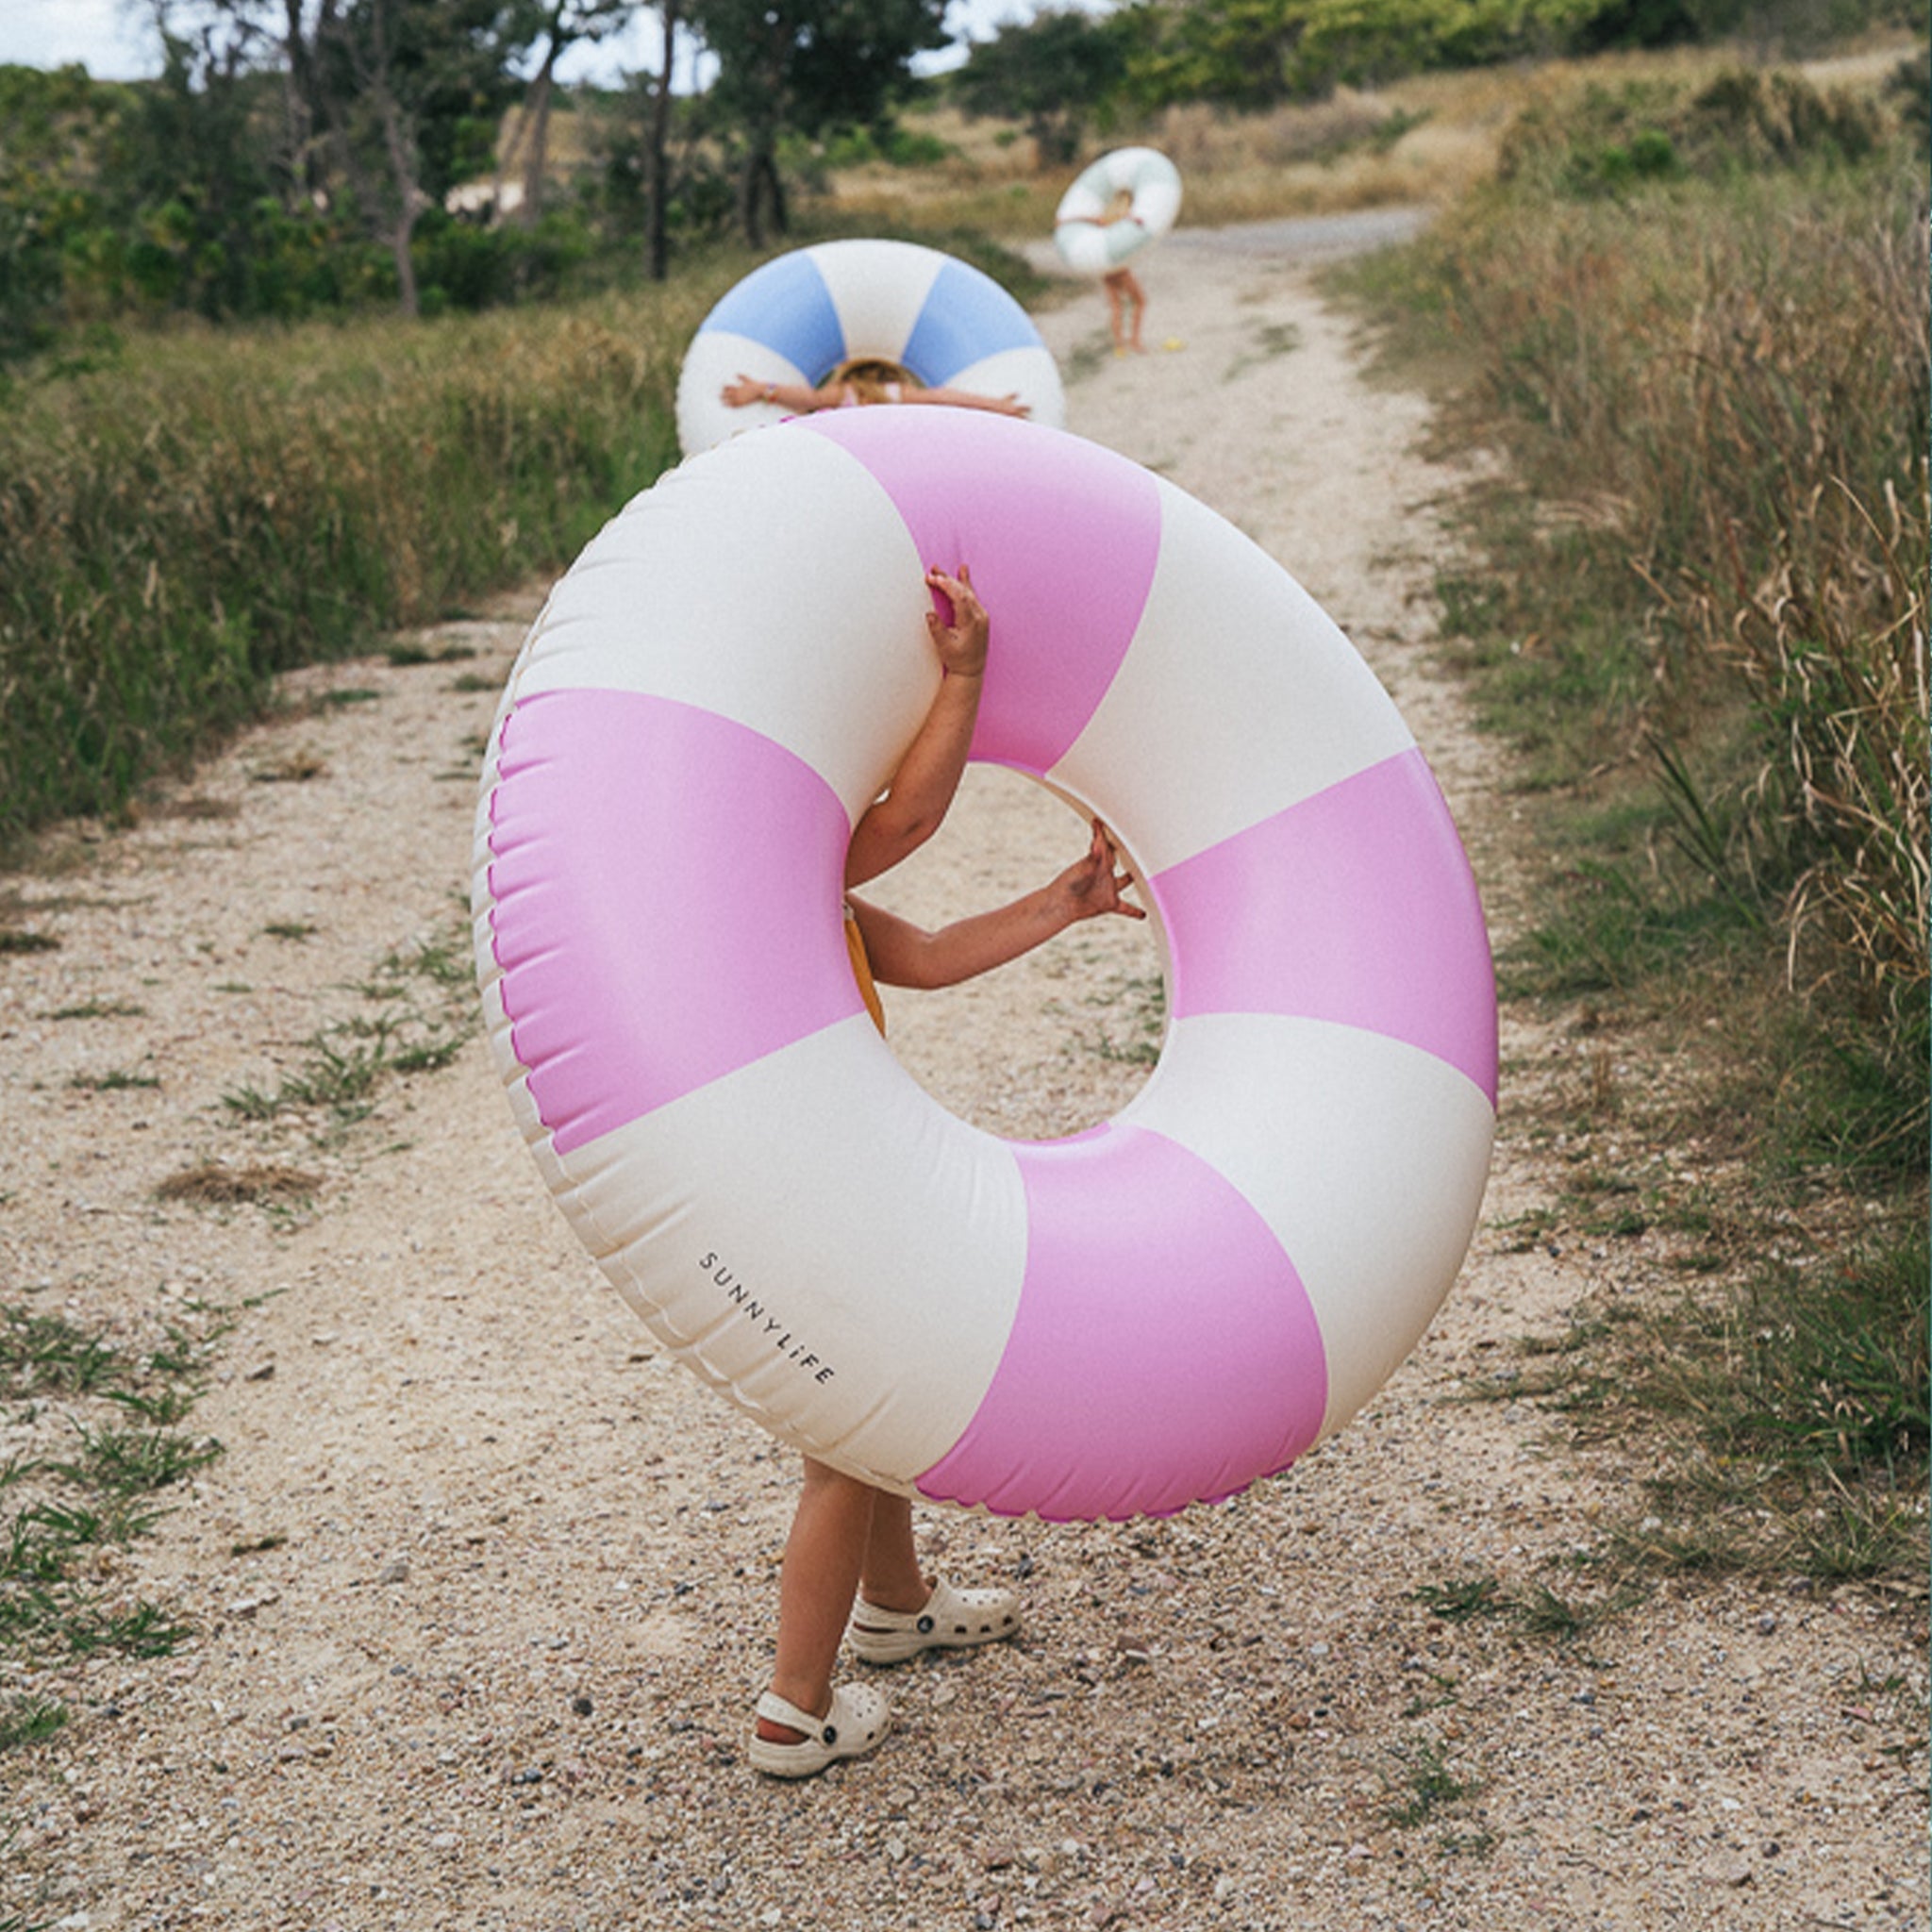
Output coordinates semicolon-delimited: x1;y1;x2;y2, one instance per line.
219;917;475;1137
0;279;711;846
0;1698;68;1754
0;1298;227;1706
1384;1739;1480;1829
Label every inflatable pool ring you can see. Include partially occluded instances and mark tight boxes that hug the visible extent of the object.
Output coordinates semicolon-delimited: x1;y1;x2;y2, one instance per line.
1053;147;1183;276
475;408;1496;1523
675;238;1065;454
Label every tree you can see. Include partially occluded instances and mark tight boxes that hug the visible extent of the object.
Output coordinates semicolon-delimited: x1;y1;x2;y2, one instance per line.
308;0;531;313
590;10;732;272
686;0;948;246
0;66;128;355
644;0;681;277
122;19;290;315
1116;0;1311;112
952;7;1130;170
500;0;638;225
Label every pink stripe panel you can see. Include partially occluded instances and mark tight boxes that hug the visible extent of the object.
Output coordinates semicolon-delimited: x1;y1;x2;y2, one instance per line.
1154;748;1498;1105
486;689;859;1155
916;1125;1327;1521
800;410;1161;774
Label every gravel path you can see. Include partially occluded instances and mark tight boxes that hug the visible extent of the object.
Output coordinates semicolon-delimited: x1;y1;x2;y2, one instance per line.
2;215;1924;1932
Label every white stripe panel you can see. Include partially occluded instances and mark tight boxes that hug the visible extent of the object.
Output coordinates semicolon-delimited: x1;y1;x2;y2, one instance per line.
943;345;1068;429
675;328;810;453
1130;179;1183;233
1053;225;1119;275
551;1015;1028;1483
1123;1014;1495;1437
1050;480;1416;874
499;428;937;822
1056;180;1108;223
809;239;943;366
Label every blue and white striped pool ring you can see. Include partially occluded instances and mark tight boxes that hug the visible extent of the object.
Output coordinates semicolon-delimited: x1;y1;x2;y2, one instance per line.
675;239;1066;453
1054;148;1183;276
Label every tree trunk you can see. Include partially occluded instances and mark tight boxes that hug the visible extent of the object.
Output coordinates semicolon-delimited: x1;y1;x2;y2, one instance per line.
645;0;679;281
519;56;557;225
281;0;341;200
738;140;785;249
374;81;423;316
389;212;422;317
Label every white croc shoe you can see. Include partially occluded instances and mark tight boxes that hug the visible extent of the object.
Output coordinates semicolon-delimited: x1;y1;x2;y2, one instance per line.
848;1577;1022;1666
747;1683;891;1779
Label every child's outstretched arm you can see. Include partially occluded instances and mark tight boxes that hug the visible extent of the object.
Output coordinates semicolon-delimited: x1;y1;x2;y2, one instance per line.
900;386;1028;418
721;373;844;412
853;820;1144;991
844;565;988;889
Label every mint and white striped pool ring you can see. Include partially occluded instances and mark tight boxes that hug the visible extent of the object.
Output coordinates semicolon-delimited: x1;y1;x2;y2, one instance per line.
1054;147;1183;275
675;239;1066;453
474;408;1496;1524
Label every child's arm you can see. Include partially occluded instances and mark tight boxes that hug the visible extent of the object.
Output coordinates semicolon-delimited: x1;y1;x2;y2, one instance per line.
900;386;1029;418
844;566;988;889
721;373;845;411
852;820;1144;991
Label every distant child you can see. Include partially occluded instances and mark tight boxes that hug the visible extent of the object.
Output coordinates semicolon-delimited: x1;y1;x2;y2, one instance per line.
751;563;1143;1778
1058;189;1148;355
1101;263;1148;356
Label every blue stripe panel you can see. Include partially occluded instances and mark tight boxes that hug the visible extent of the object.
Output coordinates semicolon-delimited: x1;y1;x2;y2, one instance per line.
699;250;847;380
902;259;1042;386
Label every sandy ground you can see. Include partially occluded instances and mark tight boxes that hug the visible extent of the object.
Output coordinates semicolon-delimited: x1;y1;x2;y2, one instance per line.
2;218;1925;1932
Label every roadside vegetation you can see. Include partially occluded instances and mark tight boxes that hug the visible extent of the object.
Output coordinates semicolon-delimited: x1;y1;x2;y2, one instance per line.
1341;48;1927;1588
0;277;708;846
0;1296;234;1758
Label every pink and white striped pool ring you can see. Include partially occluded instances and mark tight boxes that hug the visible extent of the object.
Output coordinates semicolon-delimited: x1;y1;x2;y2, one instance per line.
473;407;1497;1523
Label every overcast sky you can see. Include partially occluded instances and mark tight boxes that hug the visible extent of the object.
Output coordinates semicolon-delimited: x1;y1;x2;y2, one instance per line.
0;0;1100;84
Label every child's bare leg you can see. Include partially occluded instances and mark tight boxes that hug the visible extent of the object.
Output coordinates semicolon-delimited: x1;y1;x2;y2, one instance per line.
760;1457;874;1742
859;1490;928;1614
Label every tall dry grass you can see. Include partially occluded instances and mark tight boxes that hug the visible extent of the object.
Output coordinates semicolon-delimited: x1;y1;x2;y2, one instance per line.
0;277;722;845
1663;213;1927;1029
1445;171;1925;1058
826;90;1494;232
1366;59;1927;1151
1339;51;1927;1582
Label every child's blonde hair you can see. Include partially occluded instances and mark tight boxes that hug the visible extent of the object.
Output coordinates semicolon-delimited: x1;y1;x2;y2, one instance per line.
829;357;920;405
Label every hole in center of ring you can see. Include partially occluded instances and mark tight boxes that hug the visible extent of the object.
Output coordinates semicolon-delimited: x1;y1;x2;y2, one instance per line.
855;764;1165;1141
